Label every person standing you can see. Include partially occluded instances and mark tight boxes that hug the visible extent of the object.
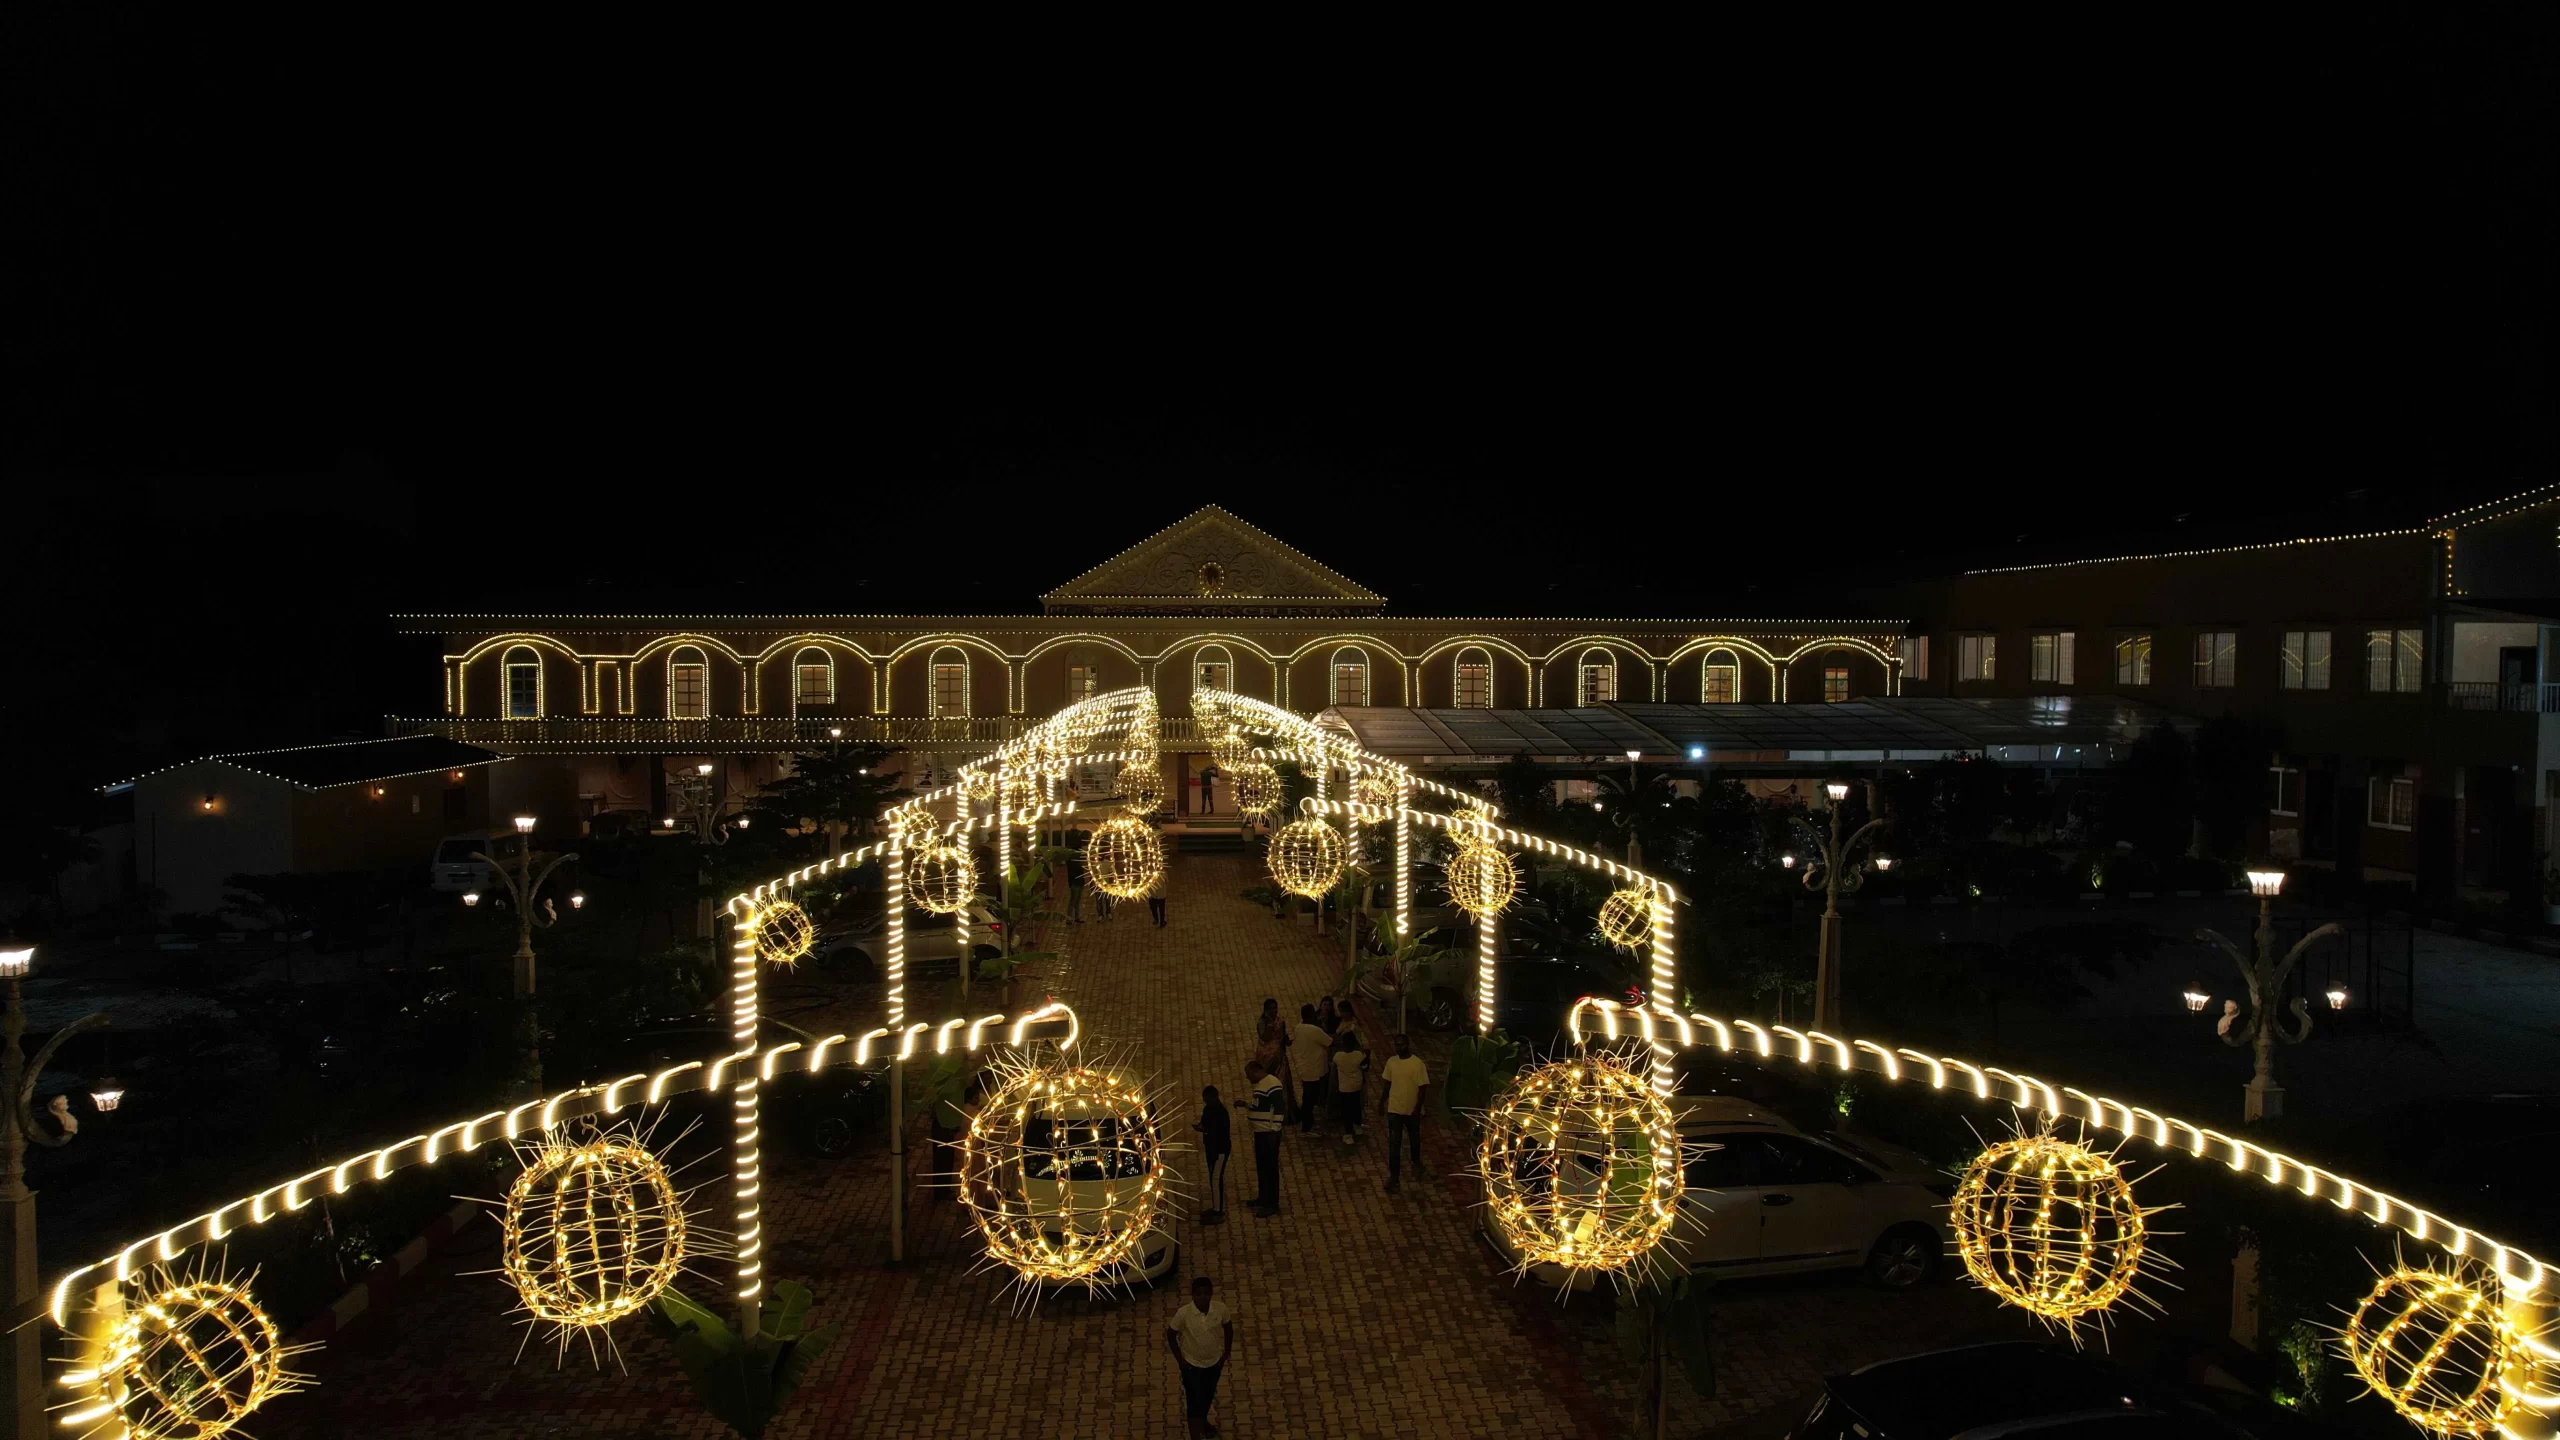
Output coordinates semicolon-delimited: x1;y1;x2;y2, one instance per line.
1331;1028;1368;1145
1193;1085;1232;1223
1165;1275;1234;1440
1380;1033;1430;1194
1314;994;1341;1036
1246;1059;1286;1216
1288;1004;1331;1133
1149;887;1168;927
1251;999;1284;1073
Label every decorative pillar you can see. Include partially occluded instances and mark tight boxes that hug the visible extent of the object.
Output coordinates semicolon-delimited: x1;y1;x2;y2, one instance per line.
1647;893;1677;1097
885;842;907;1267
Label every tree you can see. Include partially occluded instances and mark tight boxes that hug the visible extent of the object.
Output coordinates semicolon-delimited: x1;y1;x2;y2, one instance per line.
1492;753;1555;832
972;854;1064;1001
758;743;908;852
1595;765;1680;865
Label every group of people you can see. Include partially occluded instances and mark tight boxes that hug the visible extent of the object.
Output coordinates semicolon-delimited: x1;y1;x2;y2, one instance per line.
1191;996;1431;1224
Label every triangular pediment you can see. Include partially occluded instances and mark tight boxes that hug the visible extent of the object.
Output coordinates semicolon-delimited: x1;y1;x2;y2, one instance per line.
1043;506;1386;613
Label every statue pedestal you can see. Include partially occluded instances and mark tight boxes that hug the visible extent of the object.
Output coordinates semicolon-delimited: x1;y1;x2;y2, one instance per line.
2243;1078;2285;1122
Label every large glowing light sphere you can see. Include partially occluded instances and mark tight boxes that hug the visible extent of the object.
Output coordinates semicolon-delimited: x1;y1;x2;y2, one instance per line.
1268;819;1348;898
1229;761;1281;817
501;1135;690;1328
1209;729;1254;772
1000;769;1045;815
1596;889;1656;950
906;841;977;915
961;1060;1167;1289
1443;840;1519;919
1085;816;1164;901
82;1266;307;1440
960;768;999;803
2342;1265;2521;1438
1950;1133;2151;1331
1116;760;1165;815
1350;770;1399;810
1478;1054;1683;1276
750;899;816;968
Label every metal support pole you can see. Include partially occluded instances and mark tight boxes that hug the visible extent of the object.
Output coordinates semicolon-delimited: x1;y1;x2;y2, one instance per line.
1476;909;1497;1037
725;903;762;1338
885;842;907;1267
1394;781;1413;943
1648;899;1678;1096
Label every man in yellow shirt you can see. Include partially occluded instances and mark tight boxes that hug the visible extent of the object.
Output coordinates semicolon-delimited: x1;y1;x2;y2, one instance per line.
1378;1033;1429;1194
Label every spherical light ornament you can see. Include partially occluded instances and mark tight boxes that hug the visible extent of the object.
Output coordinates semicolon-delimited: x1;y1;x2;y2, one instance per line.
1209;729;1253;772
2342;1265;2521;1438
89;1266;307;1440
1478;1053;1683;1277
1351;770;1399;810
961;1059;1167;1289
1597;889;1656;950
1950;1132;2151;1331
907;841;977;915
960;768;999;803
1000;769;1044;815
1230;761;1281;817
1269;819;1348;898
501;1135;688;1329
1116;760;1165;815
1085;817;1163;901
1443;841;1519;919
750;899;816;968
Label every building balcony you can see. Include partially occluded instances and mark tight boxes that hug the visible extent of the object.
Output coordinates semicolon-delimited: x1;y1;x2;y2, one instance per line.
386;713;1214;755
2443;682;2560;714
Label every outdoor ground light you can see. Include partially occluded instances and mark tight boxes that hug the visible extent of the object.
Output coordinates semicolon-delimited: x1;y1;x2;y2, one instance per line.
513;815;536;834
2327;981;2349;1010
462;891;481;908
2183;983;2210;1013
88;1078;123;1113
2246;869;2286;898
1825;781;1851;803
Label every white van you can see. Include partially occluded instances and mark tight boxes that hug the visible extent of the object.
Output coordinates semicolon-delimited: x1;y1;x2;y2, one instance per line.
430;832;522;893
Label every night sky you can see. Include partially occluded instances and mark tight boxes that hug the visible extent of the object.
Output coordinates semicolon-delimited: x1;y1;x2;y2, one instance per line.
10;8;2554;822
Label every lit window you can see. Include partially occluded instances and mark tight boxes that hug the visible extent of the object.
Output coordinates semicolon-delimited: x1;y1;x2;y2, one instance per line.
2367;774;2416;830
1702;649;1739;704
2277;630;2330;690
1195;644;1232;693
1331;647;1370;708
669;646;708;719
2365;628;2424;694
2030;632;2076;685
504;645;541;718
1577;648;1617;706
930;646;968;718
1898;636;1928;681
794;647;834;707
1957;634;1996;682
1454;647;1492;709
2191;631;2237;688
2269;765;2303;816
1067;664;1098;700
2114;634;2152;686
1822;666;1849;703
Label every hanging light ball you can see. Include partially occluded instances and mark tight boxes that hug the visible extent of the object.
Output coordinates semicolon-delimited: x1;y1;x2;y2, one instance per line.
750;899;816;968
85;1265;307;1440
961;1059;1168;1290
1116;760;1165;815
1950;1132;2152;1331
959;768;999;803
1085;816;1164;900
1478;1053;1683;1277
907;840;977;915
1269;819;1349;898
1209;728;1254;772
1443;841;1519;918
1350;769;1399;810
1596;889;1657;950
999;768;1045;815
1229;761;1281;817
2342;1264;2521;1438
501;1135;690;1328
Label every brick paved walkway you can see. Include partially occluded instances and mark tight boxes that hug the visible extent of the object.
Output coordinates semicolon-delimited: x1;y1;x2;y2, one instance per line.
250;850;2003;1438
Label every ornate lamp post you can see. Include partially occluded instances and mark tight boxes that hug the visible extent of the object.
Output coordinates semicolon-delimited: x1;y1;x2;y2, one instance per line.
465;817;580;1097
2199;870;2342;1122
1793;781;1890;1031
0;945;110;1438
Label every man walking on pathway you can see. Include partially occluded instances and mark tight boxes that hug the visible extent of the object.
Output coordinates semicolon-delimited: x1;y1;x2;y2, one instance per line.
1166;1275;1234;1439
1245;1058;1286;1216
1331;1027;1367;1144
1288;1004;1331;1133
1380;1033;1429;1193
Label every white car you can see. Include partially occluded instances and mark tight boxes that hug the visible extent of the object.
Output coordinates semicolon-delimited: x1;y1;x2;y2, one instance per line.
1486;1097;1948;1292
429;832;521;893
1011;1111;1179;1290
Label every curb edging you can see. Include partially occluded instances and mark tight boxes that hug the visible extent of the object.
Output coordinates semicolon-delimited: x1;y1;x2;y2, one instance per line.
289;1197;483;1348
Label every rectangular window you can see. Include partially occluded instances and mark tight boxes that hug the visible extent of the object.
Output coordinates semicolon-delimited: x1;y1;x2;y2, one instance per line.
2191;631;2237;688
2030;632;2076;685
933;663;967;717
796;663;833;705
1067;665;1097;700
1579;664;1616;705
1898;635;1928;681
2367;775;2416;830
2114;634;2152;686
1195;661;1229;692
1957;634;1996;681
2281;630;2332;690
1822;667;1849;703
670;664;707;719
2366;628;2424;693
507;663;541;718
1455;661;1491;709
1333;664;1367;707
2269;765;2302;816
1702;664;1737;705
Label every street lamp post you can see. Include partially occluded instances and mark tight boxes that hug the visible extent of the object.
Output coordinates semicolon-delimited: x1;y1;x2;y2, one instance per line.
0;945;110;1439
2199;870;2342;1122
1794;781;1889;1031
1622;749;1644;867
466;817;579;1098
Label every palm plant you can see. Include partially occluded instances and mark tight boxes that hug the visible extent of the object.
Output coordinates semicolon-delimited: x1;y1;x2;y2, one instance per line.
647;1282;836;1438
972;856;1065;1001
1595;764;1680;866
1378;927;1453;1032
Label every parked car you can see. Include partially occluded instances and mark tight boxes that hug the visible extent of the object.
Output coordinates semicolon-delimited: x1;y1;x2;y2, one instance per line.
813;905;1005;980
1007;1106;1180;1290
1792;1341;2262;1439
430;831;522;893
1486;1096;1947;1293
582;1013;884;1158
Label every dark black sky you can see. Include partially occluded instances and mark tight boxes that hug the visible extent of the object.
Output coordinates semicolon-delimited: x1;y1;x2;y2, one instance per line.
8;7;2555;813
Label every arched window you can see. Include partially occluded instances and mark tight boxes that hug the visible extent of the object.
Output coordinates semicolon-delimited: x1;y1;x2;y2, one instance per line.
1454;646;1493;709
1577;648;1617;706
503;645;542;718
1330;647;1370;708
1823;651;1852;704
1702;648;1740;705
668;646;709;718
793;647;834;708
1194;644;1232;693
929;646;969;718
1066;648;1101;702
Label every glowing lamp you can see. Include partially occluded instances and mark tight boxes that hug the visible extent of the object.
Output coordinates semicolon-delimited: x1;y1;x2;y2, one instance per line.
0;948;30;979
662;817;676;830
2182;983;2209;1013
513;815;536;834
2326;982;2348;1011
2246;869;2285;898
461;892;481;908
1872;855;1895;872
568;892;586;910
372;786;385;798
829;727;843;738
1592;801;1605;812
1625;749;1642;762
1781;854;1797;869
451;770;464;781
89;1078;124;1113
202;796;216;811
1687;745;1705;761
696;763;713;777
735;815;750;829
1825;781;1850;802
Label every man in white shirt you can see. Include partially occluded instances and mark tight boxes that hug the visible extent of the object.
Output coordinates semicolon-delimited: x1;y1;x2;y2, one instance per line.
1245;1059;1287;1216
1165;1275;1233;1438
1288;1004;1332;1133
1379;1033;1430;1194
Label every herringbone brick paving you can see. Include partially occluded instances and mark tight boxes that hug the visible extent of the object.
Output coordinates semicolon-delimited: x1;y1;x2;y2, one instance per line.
251;850;2001;1438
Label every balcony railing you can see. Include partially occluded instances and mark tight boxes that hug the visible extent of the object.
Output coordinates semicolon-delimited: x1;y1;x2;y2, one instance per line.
2443;681;2560;714
389;714;1030;753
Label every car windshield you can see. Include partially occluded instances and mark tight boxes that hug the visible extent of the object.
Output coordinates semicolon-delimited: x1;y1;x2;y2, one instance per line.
1019;1116;1152;1181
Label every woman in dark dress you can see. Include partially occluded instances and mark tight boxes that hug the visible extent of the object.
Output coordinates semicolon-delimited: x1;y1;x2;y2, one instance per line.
1194;1086;1233;1222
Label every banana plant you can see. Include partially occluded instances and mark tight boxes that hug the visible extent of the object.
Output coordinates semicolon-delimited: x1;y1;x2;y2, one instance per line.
974;855;1065;997
646;1281;837;1439
1378;927;1452;1032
